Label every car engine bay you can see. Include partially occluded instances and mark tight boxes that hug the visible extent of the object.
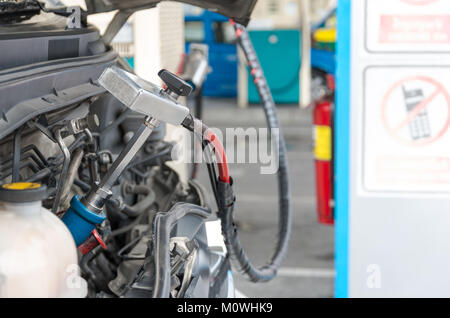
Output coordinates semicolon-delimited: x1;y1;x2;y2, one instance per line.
0;0;290;298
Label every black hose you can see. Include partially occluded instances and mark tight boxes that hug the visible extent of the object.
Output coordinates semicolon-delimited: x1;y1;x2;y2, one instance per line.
151;203;210;298
100;108;132;138
117;186;156;218
127;146;172;169
109;213;145;238
217;22;291;283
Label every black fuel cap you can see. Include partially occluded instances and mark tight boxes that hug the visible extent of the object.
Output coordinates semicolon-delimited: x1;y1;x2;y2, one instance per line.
158;69;193;97
0;182;48;203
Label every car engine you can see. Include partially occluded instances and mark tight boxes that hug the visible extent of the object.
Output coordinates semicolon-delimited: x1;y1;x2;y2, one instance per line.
0;0;291;299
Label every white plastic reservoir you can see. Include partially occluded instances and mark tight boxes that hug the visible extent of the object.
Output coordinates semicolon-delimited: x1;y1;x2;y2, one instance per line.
0;182;87;298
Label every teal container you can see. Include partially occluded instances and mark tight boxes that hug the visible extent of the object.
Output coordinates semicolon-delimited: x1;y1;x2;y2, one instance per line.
124;56;135;69
248;29;300;104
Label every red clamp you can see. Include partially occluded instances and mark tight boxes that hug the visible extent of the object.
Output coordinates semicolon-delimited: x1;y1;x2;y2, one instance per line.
78;229;107;255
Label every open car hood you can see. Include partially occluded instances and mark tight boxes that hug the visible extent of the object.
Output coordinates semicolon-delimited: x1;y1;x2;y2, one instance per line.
85;0;257;26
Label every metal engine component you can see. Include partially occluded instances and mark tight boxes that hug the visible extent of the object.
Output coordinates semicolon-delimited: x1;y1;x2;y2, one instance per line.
182;44;211;90
98;66;190;126
61;66;193;246
81;117;160;214
65;115;100;136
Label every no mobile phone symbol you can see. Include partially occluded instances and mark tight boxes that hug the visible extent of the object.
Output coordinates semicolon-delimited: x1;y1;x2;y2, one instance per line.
381;76;450;146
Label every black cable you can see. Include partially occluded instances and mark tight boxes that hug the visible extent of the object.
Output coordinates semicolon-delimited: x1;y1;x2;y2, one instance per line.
182;112;291;282
203;140;220;206
0;144;47;167
74;178;90;192
33;0;77;17
214;21;291;283
127;145;172;169
182;116;221;206
25;168;51;183
117;232;146;260
100;108;133;138
109;213;145;238
0;152;45;181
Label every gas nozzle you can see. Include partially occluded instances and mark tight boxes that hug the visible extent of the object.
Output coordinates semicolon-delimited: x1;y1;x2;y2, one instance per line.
98;66;190;125
181;44;210;90
63;66;194;246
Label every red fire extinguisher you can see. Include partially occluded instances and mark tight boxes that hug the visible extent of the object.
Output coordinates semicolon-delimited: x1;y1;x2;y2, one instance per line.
313;74;335;225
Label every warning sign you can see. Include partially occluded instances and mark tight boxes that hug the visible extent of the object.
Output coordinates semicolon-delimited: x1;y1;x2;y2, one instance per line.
363;67;450;192
381;76;450;146
366;0;450;52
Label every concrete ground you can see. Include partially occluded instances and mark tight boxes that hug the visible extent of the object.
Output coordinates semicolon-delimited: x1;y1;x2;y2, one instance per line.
195;98;335;298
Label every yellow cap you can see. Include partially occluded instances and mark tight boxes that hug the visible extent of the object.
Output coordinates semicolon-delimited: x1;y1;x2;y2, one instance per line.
0;182;46;203
2;182;41;190
313;28;336;43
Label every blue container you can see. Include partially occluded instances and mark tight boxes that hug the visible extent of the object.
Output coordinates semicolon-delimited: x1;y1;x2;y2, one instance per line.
62;196;106;246
311;48;335;75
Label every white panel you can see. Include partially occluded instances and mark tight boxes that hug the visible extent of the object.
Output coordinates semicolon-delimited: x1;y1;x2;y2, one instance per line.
348;0;450;297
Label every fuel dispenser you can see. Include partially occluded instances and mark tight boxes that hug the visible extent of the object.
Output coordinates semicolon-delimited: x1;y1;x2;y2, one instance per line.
313;74;334;225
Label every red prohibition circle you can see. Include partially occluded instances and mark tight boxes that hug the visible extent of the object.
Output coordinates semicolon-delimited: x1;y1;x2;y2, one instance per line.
381;76;450;146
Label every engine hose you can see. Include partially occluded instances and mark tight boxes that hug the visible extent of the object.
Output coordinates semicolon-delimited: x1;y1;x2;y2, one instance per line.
221;21;292;282
182;114;291;282
121;184;156;218
110;187;156;218
181;116;229;184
